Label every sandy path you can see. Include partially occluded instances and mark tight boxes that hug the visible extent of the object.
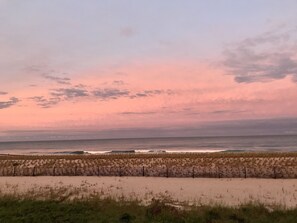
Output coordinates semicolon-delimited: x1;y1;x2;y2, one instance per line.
1;177;297;208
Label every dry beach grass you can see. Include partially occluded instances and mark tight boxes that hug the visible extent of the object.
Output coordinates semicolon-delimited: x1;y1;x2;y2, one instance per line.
0;152;297;178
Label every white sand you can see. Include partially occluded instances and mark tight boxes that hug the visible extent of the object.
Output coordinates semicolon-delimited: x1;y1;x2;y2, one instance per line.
1;177;297;208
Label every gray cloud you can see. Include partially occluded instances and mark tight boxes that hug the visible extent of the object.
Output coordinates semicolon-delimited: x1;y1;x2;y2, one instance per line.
134;93;147;97
211;109;248;114
112;80;126;85
24;66;71;85
223;29;297;83
92;88;174;101
92;88;130;100
120;111;156;115
30;79;173;107
144;90;163;94
130;89;172;99
0;91;8;95
30;86;89;108
29;96;61;108
168;109;249;117
43;74;71;85
74;84;88;88
0;97;19;109
51;87;89;99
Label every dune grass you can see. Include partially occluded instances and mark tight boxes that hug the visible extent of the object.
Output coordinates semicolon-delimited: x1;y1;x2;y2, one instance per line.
0;152;297;178
0;179;296;222
0;196;296;223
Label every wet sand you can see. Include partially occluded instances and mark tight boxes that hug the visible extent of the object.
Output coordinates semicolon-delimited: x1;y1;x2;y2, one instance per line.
1;176;297;208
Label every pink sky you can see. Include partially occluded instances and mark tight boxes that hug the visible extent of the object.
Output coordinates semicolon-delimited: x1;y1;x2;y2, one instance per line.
1;60;297;133
1;1;297;140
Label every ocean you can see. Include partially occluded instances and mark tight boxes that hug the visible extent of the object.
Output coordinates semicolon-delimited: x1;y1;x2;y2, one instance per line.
0;135;296;155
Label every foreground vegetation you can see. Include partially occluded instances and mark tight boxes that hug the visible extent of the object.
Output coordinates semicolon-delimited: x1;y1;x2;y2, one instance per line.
0;196;296;223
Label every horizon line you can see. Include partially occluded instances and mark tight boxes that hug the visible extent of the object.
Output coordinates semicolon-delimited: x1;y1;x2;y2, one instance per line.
1;133;296;144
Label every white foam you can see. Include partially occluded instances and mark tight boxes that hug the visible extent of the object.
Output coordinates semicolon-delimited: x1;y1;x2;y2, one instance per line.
84;150;110;154
84;149;226;154
164;149;226;153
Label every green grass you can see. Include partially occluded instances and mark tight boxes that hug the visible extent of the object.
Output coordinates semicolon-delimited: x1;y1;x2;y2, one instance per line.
0;197;296;223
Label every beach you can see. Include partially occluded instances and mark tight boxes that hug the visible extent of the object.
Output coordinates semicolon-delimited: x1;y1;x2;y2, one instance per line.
1;176;297;208
1;153;297;208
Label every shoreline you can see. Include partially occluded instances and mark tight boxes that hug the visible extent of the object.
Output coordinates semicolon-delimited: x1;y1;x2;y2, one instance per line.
0;149;296;156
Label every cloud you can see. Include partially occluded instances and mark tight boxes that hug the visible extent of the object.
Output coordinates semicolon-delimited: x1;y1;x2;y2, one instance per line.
93;88;172;100
130;90;172;99
43;74;71;85
51;87;89;99
112;80;126;86
30;77;174;107
29;96;61;108
91;88;172;101
30;86;89;108
29;84;89;108
120;111;156;115
92;88;130;100
24;65;71;85
223;29;297;83
0;91;8;95
210;109;248;114
0;97;19;109
31;86;131;107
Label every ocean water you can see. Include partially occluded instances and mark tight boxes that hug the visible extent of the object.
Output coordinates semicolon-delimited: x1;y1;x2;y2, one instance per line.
0;135;296;155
